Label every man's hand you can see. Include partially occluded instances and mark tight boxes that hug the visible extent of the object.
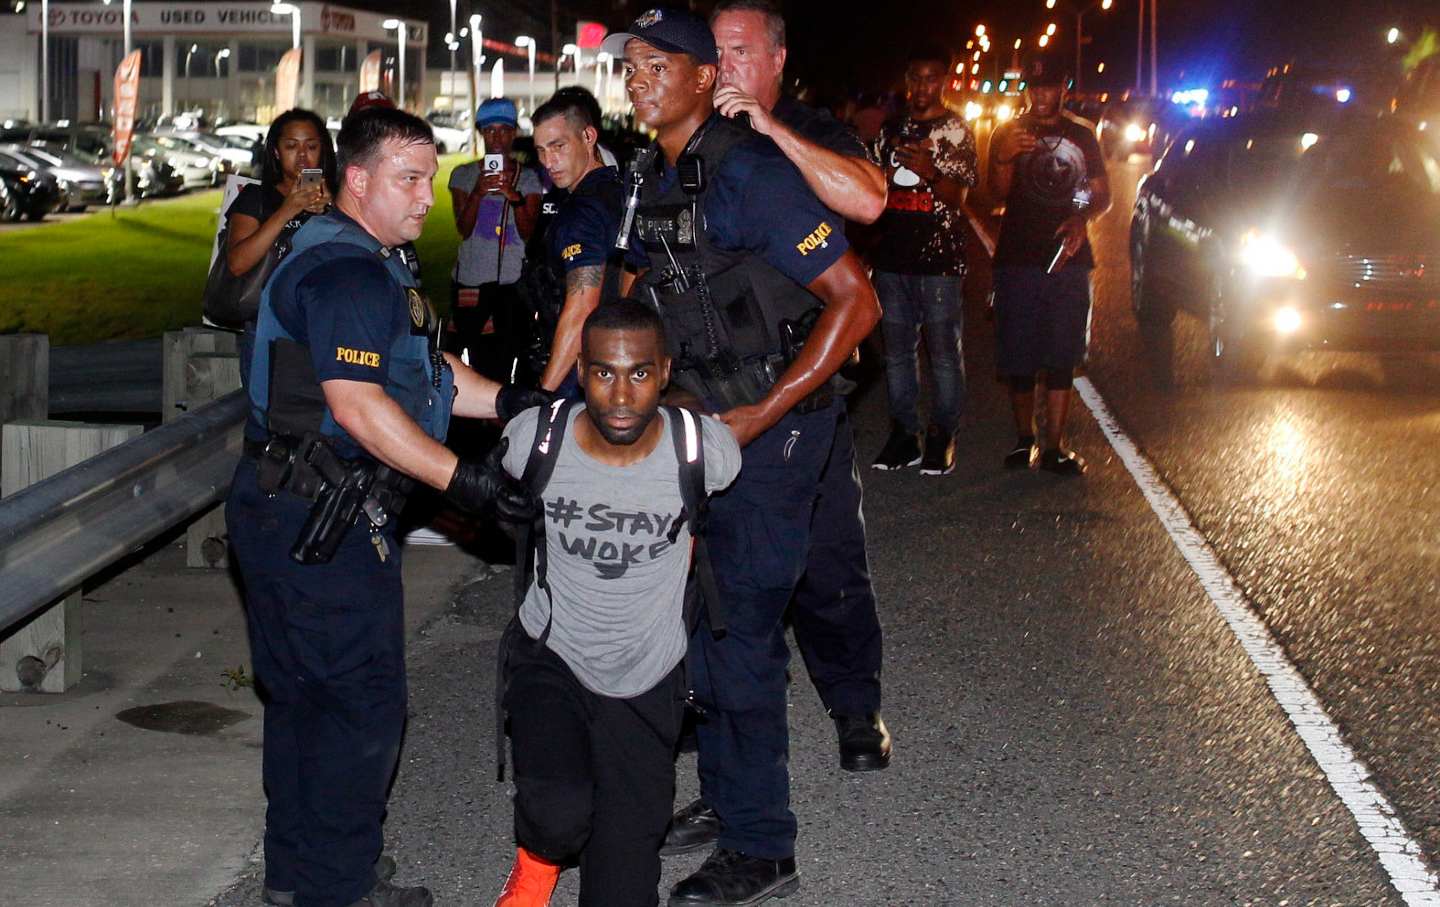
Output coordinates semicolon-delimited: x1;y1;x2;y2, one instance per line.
714;86;777;137
993;125;1038;165
894;140;941;183
718;402;779;448
496;383;558;422
443;439;540;523
1053;214;1088;269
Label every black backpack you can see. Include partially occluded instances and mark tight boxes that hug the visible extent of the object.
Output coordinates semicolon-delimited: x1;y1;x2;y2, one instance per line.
494;399;726;780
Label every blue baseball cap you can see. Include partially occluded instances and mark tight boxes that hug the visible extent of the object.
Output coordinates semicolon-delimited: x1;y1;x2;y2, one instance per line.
599;8;719;66
476;97;518;128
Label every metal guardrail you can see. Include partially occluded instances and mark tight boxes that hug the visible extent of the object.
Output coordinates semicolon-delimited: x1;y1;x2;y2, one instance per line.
0;389;246;634
49;339;163;414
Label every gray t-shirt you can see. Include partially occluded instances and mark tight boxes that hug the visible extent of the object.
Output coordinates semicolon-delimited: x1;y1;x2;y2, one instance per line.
449;160;542;286
502;405;742;698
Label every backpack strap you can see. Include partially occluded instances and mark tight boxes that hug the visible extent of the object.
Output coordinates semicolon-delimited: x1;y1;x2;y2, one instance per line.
664;406;727;639
497;397;573;781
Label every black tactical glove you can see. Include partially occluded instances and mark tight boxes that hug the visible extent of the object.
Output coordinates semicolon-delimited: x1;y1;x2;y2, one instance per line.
443;438;540;524
496;383;559;422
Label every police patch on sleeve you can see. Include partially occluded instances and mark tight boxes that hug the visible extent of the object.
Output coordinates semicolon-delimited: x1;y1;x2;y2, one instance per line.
336;346;382;368
795;221;834;257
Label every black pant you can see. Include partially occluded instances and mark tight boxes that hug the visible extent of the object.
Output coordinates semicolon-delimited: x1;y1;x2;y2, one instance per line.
503;626;684;907
448;281;532;384
227;458;406;907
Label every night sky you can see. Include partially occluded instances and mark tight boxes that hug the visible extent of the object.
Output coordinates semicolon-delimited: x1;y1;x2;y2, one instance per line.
366;0;1435;102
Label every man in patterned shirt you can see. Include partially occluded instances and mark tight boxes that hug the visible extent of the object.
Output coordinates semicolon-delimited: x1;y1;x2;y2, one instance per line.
868;43;979;476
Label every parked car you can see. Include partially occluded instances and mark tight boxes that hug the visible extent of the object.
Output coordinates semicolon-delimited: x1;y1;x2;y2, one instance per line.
12;123;182;199
141;134;231;189
157;129;256;177
214;123;269;146
5;144;110;211
425;111;474;154
1128;111;1440;378
0;148;62;221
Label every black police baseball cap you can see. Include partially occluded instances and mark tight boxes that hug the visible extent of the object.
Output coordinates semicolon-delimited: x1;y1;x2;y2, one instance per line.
1024;57;1068;87
600;8;719;66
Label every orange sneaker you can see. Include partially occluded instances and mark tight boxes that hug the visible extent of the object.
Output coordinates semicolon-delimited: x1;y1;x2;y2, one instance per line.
493;847;561;907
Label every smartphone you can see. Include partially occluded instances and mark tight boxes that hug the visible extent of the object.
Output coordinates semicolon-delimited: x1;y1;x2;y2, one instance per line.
482;153;506;192
298;168;324;192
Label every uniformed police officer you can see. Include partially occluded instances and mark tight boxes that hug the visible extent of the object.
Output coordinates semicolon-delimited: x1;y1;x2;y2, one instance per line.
228;106;546;907
598;10;882;905
521;92;625;396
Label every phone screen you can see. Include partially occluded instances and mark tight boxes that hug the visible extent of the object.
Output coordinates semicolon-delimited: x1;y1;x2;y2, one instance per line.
299;169;324;191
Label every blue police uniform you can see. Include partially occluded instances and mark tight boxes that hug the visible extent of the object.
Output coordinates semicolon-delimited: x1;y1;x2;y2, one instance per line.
627;121;881;860
519;165;624;399
769;96;886;730
227;209;453;907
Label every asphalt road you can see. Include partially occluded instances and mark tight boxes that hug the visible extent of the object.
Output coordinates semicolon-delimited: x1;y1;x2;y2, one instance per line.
197;150;1438;906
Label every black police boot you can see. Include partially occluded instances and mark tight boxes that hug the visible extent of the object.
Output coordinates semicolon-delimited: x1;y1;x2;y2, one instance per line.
264;855;398;906
344;879;433;907
667;848;799;906
661;798;721;856
832;711;892;772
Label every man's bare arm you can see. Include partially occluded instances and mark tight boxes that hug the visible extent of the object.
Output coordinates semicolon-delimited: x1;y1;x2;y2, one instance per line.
717;251;880;445
539;266;604;390
445;352;503;420
325;380;458;490
769;121;887;224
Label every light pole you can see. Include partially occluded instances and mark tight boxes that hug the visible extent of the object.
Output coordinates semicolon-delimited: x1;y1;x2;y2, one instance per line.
469;13;484;107
183;42;198;110
41;0;48;122
562;43;580;83
215;47;230;118
383;18;406;110
270;3;301;51
448;0;457;111
1042;0;1112;92
515;35;535;115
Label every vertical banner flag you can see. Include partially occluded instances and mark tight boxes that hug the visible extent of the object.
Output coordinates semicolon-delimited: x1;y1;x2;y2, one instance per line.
276;47;302;112
112;49;142;169
359;50;383;93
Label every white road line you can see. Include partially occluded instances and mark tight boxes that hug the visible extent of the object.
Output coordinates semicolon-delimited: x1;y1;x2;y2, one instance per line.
1075;377;1440;905
962;205;1439;901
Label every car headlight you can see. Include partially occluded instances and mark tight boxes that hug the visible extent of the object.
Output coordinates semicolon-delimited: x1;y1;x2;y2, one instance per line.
1124;122;1147;143
1239;230;1307;280
964;101;982;122
996;102;1014;122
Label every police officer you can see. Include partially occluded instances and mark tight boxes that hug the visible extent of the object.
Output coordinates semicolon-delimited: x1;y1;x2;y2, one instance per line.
521;92;625;396
227;106;546;907
599;10;882;905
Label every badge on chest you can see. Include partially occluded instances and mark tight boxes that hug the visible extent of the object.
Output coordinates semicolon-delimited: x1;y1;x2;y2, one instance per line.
637;204;697;250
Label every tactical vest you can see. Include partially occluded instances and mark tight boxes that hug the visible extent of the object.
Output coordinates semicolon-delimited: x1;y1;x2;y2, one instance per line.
518;168;624;334
631;115;824;411
248;212;455;458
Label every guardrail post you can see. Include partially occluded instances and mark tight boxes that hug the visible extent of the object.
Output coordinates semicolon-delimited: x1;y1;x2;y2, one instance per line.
164;329;240;568
0;420;143;692
0;334;50;476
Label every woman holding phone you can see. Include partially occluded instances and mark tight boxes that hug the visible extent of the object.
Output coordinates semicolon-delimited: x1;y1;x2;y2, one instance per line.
224;108;338;385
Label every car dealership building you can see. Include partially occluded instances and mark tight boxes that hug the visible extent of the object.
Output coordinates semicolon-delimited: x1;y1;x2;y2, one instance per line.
0;2;428;124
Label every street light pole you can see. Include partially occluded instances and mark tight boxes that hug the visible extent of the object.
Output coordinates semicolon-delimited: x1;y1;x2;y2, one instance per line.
184;43;197;111
515;35;535;116
40;0;49;122
382;19;406;109
448;0;457;112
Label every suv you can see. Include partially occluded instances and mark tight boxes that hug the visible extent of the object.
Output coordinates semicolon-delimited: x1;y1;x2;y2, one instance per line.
1129;111;1440;378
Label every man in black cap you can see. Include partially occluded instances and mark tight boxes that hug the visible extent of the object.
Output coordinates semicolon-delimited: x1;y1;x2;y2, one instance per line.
598;8;882;905
988;57;1110;475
